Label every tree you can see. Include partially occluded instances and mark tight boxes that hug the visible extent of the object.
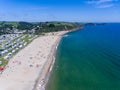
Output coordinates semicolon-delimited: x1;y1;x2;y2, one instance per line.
49;24;55;28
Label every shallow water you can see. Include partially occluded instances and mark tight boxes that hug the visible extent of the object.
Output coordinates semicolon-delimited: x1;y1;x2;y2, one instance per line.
46;23;120;90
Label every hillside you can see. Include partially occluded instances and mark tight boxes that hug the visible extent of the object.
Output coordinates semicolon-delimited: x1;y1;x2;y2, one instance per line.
0;21;82;35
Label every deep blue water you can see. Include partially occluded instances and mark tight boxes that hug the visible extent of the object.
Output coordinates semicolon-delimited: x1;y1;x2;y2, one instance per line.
46;23;120;90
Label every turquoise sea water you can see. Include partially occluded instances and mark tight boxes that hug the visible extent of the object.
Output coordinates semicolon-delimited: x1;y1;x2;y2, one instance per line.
46;23;120;90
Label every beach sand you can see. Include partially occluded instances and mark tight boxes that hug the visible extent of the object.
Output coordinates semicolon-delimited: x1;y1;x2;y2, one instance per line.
0;31;68;90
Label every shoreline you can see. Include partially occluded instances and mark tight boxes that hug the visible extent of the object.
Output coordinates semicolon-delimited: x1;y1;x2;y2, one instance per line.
0;30;71;90
39;28;81;90
33;36;62;90
33;31;69;90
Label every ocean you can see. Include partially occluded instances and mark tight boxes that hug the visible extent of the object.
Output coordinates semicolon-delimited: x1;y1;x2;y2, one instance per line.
46;23;120;90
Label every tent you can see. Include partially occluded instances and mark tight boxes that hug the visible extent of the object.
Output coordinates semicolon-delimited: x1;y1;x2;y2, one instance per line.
0;67;4;71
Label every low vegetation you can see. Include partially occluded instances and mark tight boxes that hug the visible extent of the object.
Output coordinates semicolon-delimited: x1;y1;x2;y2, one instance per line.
0;21;82;35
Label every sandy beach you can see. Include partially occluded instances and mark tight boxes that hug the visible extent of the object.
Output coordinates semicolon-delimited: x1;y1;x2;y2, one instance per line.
0;31;68;90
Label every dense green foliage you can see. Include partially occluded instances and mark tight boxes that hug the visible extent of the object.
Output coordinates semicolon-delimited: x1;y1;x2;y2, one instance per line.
0;21;16;34
17;22;34;30
0;21;81;35
34;22;79;35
